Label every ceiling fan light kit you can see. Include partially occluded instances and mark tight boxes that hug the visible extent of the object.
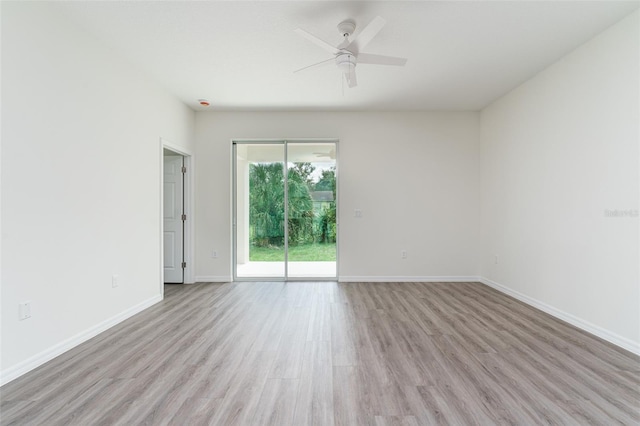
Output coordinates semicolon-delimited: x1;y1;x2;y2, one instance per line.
336;54;356;72
294;16;408;89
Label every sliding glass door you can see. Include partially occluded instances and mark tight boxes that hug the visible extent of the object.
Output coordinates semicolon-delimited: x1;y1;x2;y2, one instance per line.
234;140;337;280
235;143;286;278
286;143;337;278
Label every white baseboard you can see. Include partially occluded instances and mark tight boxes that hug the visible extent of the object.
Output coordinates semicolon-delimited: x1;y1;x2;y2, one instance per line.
479;277;640;356
339;276;480;283
195;276;478;283
195;275;232;283
0;294;163;386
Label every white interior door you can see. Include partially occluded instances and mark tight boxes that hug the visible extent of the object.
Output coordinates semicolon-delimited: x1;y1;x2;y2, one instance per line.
164;155;184;283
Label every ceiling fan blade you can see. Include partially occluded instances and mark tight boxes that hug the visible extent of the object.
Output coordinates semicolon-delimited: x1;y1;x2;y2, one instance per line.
346;68;358;88
293;57;335;73
314;149;335;159
357;53;407;66
347;16;386;53
295;28;340;55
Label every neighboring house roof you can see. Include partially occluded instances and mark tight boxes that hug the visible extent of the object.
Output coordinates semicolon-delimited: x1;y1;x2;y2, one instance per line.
310;191;334;202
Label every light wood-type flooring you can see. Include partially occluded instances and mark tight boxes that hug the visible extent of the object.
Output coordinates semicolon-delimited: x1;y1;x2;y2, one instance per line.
1;281;639;425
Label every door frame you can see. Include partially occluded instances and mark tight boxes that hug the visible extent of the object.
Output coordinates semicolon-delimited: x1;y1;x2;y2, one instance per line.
160;138;194;297
232;138;339;282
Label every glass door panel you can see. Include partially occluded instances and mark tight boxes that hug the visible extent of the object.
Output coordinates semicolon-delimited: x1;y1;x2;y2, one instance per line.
235;143;285;279
287;143;337;278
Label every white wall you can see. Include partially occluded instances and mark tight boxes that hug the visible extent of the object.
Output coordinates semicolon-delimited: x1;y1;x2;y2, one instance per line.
479;11;639;352
195;111;479;282
1;2;194;383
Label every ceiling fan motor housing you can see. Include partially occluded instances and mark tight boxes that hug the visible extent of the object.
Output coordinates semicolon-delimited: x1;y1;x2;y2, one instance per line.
337;20;356;37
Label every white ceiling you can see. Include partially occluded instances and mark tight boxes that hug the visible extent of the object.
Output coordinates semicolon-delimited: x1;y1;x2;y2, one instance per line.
57;1;639;111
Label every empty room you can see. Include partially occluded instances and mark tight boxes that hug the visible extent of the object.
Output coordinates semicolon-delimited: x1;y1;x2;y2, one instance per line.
1;1;638;425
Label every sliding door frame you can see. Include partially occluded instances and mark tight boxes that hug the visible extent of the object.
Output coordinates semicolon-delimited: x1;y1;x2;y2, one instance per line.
232;138;339;281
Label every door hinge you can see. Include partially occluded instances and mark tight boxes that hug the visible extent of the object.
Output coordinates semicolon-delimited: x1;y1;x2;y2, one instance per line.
181;166;186;174
181;262;186;269
181;214;186;221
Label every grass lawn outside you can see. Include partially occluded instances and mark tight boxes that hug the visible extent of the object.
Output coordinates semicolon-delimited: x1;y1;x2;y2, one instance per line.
250;243;336;261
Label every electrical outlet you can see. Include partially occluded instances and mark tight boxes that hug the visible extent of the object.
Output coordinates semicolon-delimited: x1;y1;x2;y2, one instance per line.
354;209;362;218
401;250;408;259
494;255;499;265
212;250;218;258
19;301;32;320
112;274;119;288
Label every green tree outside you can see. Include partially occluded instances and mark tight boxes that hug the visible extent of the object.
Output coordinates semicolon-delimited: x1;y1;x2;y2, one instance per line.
249;162;336;260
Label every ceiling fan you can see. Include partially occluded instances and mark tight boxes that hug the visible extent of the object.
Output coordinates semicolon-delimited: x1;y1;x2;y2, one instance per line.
294;16;408;88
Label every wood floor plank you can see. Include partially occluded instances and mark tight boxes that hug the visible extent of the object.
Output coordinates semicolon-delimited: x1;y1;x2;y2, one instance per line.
269;307;311;379
168;397;223;426
399;385;444;425
501;330;640;423
431;334;540;424
330;302;358;366
292;341;334;426
367;309;429;387
475;352;577;424
306;296;331;342
426;382;491;425
1;281;638;425
333;366;364;426
250;378;299;426
0;400;37;425
26;378;120;426
208;350;276;426
373;415;420;426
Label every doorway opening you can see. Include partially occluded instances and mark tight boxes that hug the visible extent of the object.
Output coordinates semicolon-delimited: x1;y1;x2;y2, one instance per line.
233;140;338;280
